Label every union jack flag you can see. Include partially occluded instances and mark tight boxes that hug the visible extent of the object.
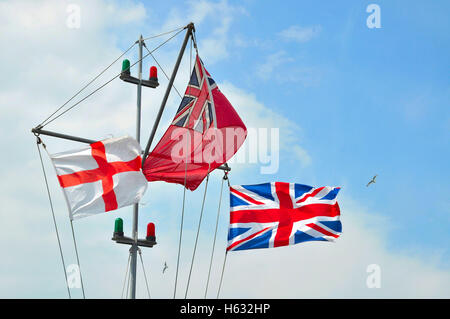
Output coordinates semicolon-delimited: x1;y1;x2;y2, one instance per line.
227;182;342;251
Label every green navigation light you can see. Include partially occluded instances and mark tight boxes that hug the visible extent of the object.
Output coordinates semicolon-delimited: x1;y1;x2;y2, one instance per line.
114;218;123;234
121;59;130;73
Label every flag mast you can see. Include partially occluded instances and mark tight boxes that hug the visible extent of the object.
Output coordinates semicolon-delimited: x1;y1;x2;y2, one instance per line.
128;23;194;299
31;23;206;299
128;34;144;300
142;23;195;161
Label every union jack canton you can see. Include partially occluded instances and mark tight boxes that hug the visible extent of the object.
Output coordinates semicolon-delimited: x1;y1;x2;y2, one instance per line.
227;182;342;251
172;54;217;132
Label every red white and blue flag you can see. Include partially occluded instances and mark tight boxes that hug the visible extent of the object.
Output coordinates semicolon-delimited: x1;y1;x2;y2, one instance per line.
227;182;342;251
143;54;247;191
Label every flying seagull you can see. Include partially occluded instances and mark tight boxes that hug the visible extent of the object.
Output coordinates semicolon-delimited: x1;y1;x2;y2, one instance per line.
162;262;168;274
366;175;378;187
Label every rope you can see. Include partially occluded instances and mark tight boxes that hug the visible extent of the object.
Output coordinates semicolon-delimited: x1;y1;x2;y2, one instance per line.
142;25;185;41
192;29;199;55
37;134;86;298
38;41;137;128
216;251;228;299
138;248;152;299
121;251;132;299
173;38;192;299
38;26;185;127
173;175;187;298
39;28;185;127
173;180;187;299
125;271;131;299
143;43;183;99
204;171;226;298
216;173;231;299
184;168;211;299
69;220;86;298
35;137;71;299
125;250;132;298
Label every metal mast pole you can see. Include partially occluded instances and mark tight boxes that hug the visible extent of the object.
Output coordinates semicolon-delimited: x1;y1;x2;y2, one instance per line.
142;23;195;161
129;34;144;299
129;23;194;299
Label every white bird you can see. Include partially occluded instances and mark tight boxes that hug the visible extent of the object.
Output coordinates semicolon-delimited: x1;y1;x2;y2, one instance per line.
162;262;168;274
366;175;378;187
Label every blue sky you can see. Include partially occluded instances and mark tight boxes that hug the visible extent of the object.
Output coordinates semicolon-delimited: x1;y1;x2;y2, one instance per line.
0;0;448;298
182;0;450;261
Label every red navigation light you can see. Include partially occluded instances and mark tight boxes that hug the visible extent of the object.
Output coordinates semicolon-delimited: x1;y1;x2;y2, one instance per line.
147;222;155;238
149;66;157;81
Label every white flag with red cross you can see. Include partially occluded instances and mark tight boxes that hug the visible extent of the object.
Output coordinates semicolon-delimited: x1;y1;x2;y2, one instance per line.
50;136;148;220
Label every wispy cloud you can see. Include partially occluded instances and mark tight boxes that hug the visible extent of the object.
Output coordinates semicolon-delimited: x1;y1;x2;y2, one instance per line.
254;50;321;87
292;145;312;167
278;24;321;43
159;0;247;64
218;81;311;174
255;50;294;81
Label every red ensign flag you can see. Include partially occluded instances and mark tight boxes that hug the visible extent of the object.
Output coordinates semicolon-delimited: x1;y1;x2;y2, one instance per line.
143;55;247;190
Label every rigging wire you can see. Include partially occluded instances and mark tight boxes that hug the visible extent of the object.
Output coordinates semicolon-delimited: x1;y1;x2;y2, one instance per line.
173;165;187;299
38;26;184;128
216;174;231;299
184;167;211;299
216;251;228;299
33;25;188;300
39;27;185;128
69;220;86;299
121;251;132;299
38;135;87;299
173;37;193;299
191;28;199;54
125;251;132;298
173;168;187;299
204;171;226;298
143;43;183;99
142;25;185;41
37;41;137;128
35;137;71;299
138;248;152;299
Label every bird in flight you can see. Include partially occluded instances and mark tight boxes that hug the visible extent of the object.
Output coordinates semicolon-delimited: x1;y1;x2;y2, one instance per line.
163;262;168;274
366;175;378;187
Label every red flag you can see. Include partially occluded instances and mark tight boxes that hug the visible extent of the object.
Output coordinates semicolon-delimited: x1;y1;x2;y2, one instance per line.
143;55;247;190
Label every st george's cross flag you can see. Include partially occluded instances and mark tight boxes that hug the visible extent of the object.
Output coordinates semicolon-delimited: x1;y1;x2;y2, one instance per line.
49;136;148;220
227;182;342;251
143;54;247;191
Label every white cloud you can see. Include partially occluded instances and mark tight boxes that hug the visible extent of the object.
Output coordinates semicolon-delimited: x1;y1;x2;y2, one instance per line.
218;81;311;174
106;2;147;25
278;24;322;43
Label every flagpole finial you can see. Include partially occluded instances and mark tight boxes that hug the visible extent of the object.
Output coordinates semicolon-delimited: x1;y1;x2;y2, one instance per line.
186;22;195;31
